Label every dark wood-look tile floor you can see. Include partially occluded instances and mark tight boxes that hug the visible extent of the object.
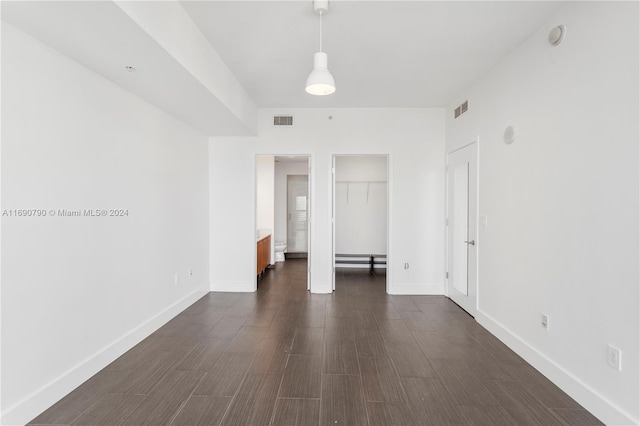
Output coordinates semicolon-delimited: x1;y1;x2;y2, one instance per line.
30;260;602;426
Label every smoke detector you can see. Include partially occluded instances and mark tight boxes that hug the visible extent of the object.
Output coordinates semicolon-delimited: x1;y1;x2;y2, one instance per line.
548;25;566;46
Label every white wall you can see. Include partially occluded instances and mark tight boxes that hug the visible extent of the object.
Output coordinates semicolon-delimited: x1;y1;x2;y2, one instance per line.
256;155;275;264
335;156;387;256
256;155;275;232
210;108;446;295
335;182;387;256
335;156;387;182
274;160;308;246
1;24;210;425
446;2;639;424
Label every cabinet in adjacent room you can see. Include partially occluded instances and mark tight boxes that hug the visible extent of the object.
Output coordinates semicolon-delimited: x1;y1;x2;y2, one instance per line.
257;234;271;275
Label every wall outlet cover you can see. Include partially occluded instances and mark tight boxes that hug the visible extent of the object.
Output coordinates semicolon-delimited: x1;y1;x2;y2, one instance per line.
541;314;549;330
607;345;622;371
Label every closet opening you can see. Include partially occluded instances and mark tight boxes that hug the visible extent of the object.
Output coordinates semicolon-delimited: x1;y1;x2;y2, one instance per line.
331;155;389;292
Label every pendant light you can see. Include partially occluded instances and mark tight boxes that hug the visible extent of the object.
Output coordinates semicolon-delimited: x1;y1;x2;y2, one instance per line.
306;0;335;96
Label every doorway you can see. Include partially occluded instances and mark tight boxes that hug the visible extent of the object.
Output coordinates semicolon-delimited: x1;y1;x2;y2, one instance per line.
331;155;389;292
446;141;478;316
255;155;311;291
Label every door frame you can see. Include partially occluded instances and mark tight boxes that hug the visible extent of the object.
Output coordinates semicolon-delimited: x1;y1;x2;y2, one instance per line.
445;139;478;316
331;153;390;293
253;153;313;292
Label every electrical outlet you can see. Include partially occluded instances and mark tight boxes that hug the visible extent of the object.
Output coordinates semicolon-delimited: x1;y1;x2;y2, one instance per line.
174;273;179;285
541;314;549;330
404;262;409;270
189;268;193;278
607;345;622;371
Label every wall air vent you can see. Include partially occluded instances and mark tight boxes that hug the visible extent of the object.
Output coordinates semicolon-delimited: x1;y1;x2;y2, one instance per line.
273;116;294;126
454;100;469;119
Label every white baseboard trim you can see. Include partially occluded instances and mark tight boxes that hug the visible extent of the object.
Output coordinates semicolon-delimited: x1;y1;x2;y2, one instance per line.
475;310;638;426
334;264;387;269
210;280;255;292
388;282;444;295
1;286;208;426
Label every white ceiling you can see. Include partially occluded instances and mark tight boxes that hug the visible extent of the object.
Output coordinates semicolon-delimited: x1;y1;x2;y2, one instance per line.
1;1;256;135
181;1;564;108
2;1;565;134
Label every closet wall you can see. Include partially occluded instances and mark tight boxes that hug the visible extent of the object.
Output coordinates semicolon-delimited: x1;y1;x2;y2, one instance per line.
334;156;387;256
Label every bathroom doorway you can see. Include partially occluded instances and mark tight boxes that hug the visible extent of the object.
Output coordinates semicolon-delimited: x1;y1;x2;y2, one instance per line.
331;155;389;292
255;155;311;291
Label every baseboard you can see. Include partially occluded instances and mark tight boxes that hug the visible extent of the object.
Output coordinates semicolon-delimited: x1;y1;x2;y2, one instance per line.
284;252;307;259
475;310;638;426
0;286;208;426
388;282;444;295
334;265;387;269
210;280;255;292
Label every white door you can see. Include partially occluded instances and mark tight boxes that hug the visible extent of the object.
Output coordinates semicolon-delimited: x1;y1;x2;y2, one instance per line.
287;175;309;253
446;142;478;317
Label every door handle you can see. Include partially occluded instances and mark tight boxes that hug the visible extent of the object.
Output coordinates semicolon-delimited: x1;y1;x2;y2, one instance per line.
464;240;475;246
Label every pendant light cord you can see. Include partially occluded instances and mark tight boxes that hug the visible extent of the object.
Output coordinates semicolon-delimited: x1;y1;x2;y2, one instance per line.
319;11;323;52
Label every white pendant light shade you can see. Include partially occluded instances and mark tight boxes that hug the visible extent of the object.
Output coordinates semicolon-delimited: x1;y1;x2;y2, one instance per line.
306;0;335;96
306;52;335;96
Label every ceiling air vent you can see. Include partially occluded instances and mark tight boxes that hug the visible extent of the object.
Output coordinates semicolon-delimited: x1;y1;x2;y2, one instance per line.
454;100;469;119
273;116;294;126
